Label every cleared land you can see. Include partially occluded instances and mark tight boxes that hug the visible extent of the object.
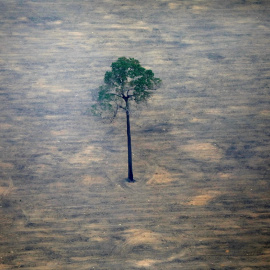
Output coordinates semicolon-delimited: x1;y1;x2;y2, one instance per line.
0;0;269;269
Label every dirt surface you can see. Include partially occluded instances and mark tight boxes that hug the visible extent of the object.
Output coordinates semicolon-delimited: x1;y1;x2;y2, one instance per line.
0;0;270;269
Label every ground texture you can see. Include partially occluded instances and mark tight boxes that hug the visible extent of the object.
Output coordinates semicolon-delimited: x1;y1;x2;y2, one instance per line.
0;0;270;269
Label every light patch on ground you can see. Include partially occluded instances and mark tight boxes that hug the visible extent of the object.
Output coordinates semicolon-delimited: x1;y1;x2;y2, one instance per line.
191;5;209;13
218;173;233;179
0;184;15;197
48;86;71;93
228;105;255;114
186;191;220;206
168;3;180;9
168;248;192;262
0;264;10;269
134;259;158;268
0;178;15;198
47;20;62;25
181;37;204;45
48;181;67;192
259;110;270;117
120;229;163;253
0;186;7;195
91;236;107;242
254;144;270;152
147;167;175;185
189;171;205;180
18;17;28;22
190;117;208;123
69;145;104;164
44;115;60;120
263;249;270;255
205;108;224;115
33;79;71;94
68;31;85;37
0;162;14;169
0;123;12;129
180;141;223;161
81;175;105;186
50;130;68;136
27;164;48;174
135;21;152;30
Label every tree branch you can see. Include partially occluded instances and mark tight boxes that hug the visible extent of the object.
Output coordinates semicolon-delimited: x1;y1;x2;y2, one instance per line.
109;93;122;98
119;105;127;111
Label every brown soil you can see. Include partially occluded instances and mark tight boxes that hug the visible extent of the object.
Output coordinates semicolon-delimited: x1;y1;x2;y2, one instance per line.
0;0;269;269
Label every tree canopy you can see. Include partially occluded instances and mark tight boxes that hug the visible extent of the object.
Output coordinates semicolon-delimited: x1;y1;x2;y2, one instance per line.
91;57;162;119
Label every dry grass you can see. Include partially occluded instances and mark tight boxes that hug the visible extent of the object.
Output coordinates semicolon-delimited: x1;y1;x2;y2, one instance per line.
0;0;269;269
81;175;106;186
69;145;105;164
186;191;220;206
147;167;175;185
118;228;163;255
134;259;158;268
0;162;14;169
180;141;223;161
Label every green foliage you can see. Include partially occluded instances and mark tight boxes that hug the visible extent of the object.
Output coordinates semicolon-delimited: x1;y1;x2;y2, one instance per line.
91;57;161;118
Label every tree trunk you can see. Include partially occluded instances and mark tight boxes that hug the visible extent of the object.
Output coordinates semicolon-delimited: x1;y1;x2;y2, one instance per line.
125;99;134;182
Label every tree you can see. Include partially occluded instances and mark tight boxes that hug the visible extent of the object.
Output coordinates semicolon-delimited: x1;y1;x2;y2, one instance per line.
91;57;162;182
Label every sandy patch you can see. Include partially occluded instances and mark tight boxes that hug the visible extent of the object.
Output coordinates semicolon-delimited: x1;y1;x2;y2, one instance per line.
109;21;151;31
191;5;208;12
0;162;14;169
0;178;15;197
81;175;106;186
134;259;158;268
228;105;254;114
181;141;223;161
29;164;50;174
204;108;224;115
123;229;163;248
147;167;175;185
91;236;107;242
168;3;180;9
48;86;71;93
0;264;10;270
0;183;15;197
18;17;28;22
34;79;71;93
0;186;7;194
181;37;204;45
68;31;85;37
50;130;68;136
168;248;192;262
48;181;66;192
69;145;104;164
0;123;12;129
47;20;62;25
217;173;233;179
44;115;60;120
259;110;270;117
189;171;205;180
190;117;208;123
263;249;270;255
186;191;220;206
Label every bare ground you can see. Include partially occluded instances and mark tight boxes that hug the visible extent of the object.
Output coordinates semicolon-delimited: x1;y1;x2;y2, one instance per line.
0;0;270;269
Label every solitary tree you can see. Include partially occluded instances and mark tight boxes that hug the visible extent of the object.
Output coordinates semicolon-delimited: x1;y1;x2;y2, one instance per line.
91;57;162;182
